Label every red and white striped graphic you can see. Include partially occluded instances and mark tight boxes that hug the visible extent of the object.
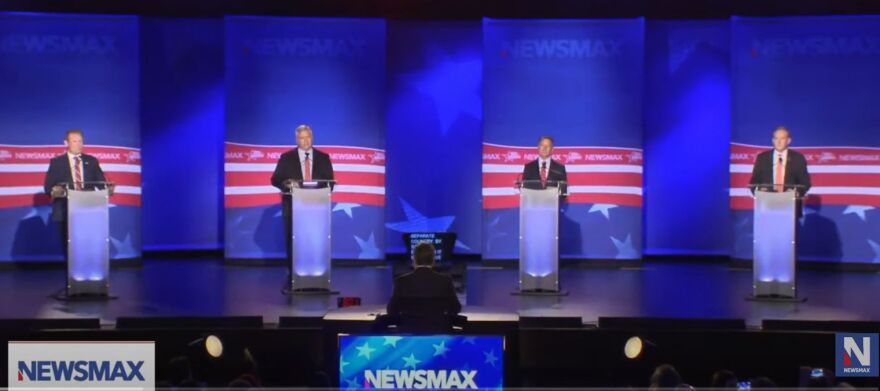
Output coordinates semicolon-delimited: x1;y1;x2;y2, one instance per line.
224;142;385;208
730;142;880;209
482;143;643;209
0;144;142;208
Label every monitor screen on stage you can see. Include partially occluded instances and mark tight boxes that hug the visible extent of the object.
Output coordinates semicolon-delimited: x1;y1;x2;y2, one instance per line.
338;335;503;389
403;232;457;263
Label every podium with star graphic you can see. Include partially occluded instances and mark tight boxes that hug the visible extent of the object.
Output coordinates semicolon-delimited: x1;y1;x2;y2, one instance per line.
516;180;567;295
284;180;337;294
338;335;504;389
749;185;807;301
62;182;115;299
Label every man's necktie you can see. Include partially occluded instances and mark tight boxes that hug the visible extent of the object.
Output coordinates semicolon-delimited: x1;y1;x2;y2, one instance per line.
73;155;83;191
774;155;784;192
304;152;312;181
540;161;548;188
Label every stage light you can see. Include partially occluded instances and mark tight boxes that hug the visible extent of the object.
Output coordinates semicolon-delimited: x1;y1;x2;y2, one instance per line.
205;335;223;358
624;336;643;359
188;334;223;359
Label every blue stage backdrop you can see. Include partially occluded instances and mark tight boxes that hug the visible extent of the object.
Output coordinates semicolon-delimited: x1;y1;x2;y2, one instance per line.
385;21;483;255
224;17;386;260
0;12;141;262
481;18;645;260
731;16;880;263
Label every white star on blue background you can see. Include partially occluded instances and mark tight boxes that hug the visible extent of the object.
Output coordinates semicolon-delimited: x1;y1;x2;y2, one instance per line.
333;203;361;218
383;336;403;348
20;206;51;225
402;353;421;369
110;233;137;258
432;341;450;357
386;198;471;250
356;341;376;360
483;349;499;367
843;205;874;221
588;203;617;219
611;234;639;259
354;232;382;259
868;239;880;263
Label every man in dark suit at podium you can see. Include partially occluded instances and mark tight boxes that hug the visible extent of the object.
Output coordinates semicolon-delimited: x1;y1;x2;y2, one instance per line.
749;126;812;196
387;243;461;319
270;124;335;262
43;129;110;258
522;136;568;195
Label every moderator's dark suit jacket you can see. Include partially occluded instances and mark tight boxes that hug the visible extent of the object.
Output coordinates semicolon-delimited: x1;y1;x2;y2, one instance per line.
270;148;335;219
748;149;812;195
43;153;107;222
386;267;462;317
522;159;568;195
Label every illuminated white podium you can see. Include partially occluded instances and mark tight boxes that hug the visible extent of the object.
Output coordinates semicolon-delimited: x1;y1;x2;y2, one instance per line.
63;181;114;298
515;180;567;295
750;184;806;301
283;180;336;294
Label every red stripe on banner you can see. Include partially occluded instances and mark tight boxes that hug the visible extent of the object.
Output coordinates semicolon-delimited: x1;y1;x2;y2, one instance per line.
225;142;385;166
225;171;384;187
483;193;642;209
482;172;642;188
483;143;643;166
224;193;281;208
730;197;753;210
730;143;880;166
0;193;139;208
730;172;880;188
731;194;880;210
109;193;141;207
0;172;141;187
225;192;384;208
0;194;51;208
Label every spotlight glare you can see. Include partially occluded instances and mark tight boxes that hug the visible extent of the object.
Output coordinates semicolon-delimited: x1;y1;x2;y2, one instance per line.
205;335;223;358
624;336;643;359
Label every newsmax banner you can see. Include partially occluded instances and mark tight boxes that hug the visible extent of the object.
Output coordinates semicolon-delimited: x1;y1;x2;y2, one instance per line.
224;17;386;260
731;16;880;263
482;19;644;260
338;335;504;389
0;13;141;262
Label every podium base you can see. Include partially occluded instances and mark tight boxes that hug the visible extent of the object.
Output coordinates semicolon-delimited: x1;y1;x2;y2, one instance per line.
512;289;569;297
281;284;339;296
51;288;117;302
745;294;807;303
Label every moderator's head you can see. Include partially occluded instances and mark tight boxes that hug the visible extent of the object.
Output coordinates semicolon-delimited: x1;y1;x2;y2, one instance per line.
413;242;436;268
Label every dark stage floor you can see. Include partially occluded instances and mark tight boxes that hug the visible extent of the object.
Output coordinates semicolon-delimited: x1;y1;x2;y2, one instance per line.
1;258;878;327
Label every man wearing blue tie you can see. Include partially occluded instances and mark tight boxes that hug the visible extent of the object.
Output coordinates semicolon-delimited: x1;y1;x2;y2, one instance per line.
521;136;568;195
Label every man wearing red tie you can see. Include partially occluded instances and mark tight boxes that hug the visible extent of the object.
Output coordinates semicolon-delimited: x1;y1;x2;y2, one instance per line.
749;126;812;199
271;124;335;262
521;135;568;195
43;129;110;259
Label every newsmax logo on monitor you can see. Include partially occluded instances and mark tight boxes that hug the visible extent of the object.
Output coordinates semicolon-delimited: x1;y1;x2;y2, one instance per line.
339;335;503;389
8;341;155;389
836;333;879;377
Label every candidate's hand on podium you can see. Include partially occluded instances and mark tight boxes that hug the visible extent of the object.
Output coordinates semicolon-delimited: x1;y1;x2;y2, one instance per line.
50;185;66;199
107;183;115;196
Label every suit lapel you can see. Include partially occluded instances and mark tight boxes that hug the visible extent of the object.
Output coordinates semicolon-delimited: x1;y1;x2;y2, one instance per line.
291;150;303;180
